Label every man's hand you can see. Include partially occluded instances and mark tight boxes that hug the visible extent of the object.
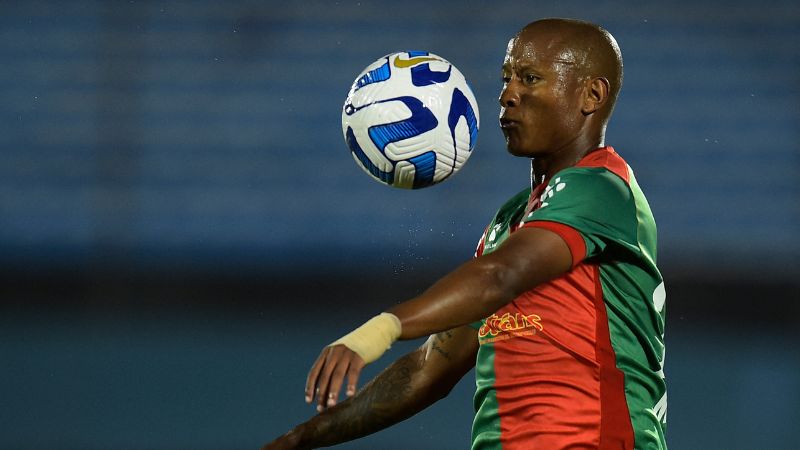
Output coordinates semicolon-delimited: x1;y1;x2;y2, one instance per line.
263;326;478;450
305;312;402;411
305;344;366;411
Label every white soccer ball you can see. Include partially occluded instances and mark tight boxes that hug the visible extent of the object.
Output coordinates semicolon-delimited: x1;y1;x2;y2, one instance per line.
342;51;480;189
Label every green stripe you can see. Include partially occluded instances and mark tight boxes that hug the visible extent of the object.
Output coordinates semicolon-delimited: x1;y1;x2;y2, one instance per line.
471;341;502;450
600;273;667;449
598;170;667;449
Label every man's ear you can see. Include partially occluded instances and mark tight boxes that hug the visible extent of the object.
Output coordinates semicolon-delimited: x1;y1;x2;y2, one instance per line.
582;77;610;115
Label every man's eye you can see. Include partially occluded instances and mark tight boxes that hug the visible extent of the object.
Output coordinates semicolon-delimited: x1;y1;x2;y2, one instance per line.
525;74;540;83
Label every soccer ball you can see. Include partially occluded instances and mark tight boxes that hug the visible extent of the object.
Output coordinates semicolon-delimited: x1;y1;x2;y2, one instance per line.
342;51;480;189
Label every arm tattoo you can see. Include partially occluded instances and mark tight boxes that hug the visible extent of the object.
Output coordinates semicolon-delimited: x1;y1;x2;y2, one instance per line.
325;353;416;435
299;330;466;448
305;352;426;447
431;330;454;361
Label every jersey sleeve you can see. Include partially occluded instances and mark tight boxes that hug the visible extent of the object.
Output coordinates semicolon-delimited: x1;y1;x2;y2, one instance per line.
521;167;639;266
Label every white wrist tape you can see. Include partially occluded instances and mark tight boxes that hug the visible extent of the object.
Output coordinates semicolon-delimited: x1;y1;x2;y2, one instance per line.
330;312;402;364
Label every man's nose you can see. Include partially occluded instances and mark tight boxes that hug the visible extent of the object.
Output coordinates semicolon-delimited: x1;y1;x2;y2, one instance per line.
499;81;520;108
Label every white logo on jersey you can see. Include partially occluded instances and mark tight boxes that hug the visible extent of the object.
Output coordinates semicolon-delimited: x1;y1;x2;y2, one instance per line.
645;391;668;425
539;177;566;208
484;224;503;250
653;281;666;313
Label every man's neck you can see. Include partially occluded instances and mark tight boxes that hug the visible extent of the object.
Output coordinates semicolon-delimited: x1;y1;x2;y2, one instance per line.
530;142;605;187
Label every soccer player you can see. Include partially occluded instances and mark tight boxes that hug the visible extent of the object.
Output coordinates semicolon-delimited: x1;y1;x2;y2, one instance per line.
264;17;667;450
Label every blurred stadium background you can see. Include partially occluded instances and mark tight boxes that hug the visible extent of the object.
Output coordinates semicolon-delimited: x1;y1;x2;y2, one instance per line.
1;0;798;449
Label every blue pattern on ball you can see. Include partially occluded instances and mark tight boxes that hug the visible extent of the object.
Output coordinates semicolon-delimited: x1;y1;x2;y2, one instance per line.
402;51;452;87
411;63;452;87
354;58;391;91
367;96;438;151
408;151;437;188
342;51;480;189
446;87;479;171
345;126;394;184
344;96;439;187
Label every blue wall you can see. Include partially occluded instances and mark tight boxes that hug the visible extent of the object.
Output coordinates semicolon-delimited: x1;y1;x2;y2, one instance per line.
2;0;798;278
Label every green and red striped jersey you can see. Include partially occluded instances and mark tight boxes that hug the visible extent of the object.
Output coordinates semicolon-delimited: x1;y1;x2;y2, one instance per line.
471;146;667;450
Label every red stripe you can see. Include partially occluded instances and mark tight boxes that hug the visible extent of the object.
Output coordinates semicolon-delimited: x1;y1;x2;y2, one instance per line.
492;263;603;449
576;146;630;184
592;265;635;449
475;224;489;257
523;220;586;268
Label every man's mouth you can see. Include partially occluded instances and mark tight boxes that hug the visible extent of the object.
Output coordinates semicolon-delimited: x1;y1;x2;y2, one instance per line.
499;118;518;129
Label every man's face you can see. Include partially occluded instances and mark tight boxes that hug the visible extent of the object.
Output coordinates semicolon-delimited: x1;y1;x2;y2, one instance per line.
499;29;587;157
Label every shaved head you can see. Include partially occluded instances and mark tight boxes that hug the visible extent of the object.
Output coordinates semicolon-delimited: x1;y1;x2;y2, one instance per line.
515;18;623;119
498;18;625;170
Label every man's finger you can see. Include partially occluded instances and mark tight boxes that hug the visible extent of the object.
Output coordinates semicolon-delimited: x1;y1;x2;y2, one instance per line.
315;347;341;411
345;355;365;397
305;348;329;403
325;352;352;407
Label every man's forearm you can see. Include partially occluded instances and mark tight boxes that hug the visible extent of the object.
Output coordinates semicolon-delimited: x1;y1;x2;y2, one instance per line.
389;226;573;339
286;349;441;449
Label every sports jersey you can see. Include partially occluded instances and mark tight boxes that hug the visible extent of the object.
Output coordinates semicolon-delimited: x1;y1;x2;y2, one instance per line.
471;146;667;450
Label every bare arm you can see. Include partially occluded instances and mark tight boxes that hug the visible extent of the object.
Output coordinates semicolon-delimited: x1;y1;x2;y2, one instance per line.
309;226;572;410
389;226;572;338
263;326;478;450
